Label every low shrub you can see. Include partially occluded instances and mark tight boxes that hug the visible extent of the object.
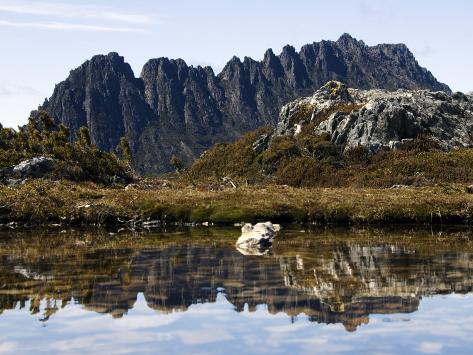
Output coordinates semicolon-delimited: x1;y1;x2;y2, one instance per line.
186;124;473;188
0;111;132;184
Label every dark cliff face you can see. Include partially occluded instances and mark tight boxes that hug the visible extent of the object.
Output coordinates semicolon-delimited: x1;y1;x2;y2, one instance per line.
43;53;151;155
37;34;451;174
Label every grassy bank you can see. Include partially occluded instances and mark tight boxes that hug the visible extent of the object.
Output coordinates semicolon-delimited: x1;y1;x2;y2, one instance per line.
1;179;473;226
186;128;473;189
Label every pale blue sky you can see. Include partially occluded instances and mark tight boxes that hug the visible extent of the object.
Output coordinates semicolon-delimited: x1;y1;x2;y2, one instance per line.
0;0;471;128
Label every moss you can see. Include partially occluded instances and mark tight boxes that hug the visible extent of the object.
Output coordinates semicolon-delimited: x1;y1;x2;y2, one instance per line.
261;136;300;173
326;81;343;97
138;201;168;219
164;205;192;222
189;206;214;222
288;102;316;126
2;180;473;226
208;208;252;224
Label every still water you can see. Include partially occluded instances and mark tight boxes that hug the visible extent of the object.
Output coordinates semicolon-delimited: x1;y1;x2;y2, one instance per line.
0;227;472;354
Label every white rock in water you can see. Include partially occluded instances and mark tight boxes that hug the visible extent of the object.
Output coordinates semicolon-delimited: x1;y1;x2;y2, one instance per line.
236;222;281;249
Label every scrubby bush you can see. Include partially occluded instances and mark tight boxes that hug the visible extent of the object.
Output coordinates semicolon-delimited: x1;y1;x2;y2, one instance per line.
187;127;271;184
261;136;300;173
0;112;133;184
186;123;473;188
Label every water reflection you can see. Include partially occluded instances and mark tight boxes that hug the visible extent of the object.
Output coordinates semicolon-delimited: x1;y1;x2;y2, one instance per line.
0;228;472;332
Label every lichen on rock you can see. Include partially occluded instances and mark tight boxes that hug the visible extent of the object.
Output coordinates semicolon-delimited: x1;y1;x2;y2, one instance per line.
276;82;473;153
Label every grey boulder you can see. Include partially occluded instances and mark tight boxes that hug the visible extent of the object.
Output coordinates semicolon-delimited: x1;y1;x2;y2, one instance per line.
276;81;473;153
12;157;55;178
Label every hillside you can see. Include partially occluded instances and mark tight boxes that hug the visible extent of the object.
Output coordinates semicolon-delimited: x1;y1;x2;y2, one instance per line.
187;82;473;188
34;34;450;174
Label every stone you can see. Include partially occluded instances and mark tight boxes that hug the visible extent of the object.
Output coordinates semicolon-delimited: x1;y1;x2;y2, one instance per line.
252;134;271;154
236;222;281;250
12;157;55;178
34;34;450;174
275;81;473;153
6;179;27;186
390;185;410;189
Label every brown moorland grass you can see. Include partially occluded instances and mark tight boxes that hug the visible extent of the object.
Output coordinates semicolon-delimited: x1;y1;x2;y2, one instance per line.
1;179;473;226
186;126;473;189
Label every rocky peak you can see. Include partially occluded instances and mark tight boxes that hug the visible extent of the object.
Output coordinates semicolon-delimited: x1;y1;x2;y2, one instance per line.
87;52;136;81
262;48;284;80
336;33;365;47
263;48;276;62
279;45;309;89
36;35;453;174
40;51;148;152
219;56;243;80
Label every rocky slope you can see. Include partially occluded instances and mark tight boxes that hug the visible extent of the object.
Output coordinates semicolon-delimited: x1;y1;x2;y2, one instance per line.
186;81;473;188
35;34;450;174
277;81;473;152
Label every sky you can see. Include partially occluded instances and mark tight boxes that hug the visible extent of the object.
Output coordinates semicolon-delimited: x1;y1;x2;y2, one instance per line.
0;0;471;129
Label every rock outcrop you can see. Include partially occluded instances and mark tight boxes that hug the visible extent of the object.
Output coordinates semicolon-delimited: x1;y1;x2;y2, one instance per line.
12;157;55;178
276;81;473;153
34;34;450;174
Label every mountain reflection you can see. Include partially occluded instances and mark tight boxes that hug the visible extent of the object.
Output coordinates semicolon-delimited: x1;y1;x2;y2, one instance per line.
0;228;472;331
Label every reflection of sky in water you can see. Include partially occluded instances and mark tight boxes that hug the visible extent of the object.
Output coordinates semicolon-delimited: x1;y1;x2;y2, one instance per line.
0;293;472;354
1;229;472;354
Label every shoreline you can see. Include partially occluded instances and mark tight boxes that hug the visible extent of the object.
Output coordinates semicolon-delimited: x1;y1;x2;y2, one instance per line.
1;179;473;228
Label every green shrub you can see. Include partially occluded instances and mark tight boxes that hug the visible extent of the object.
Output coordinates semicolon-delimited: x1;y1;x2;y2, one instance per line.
0;112;132;184
186;123;473;188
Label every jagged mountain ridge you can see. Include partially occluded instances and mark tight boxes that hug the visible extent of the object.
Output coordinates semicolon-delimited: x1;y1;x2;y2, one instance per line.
36;34;450;174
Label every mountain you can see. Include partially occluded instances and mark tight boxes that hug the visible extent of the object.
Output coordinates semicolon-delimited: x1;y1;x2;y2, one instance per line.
34;34;450;174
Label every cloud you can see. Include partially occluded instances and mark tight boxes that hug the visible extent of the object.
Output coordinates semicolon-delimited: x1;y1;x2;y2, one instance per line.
0;342;17;354
0;1;154;32
0;1;153;24
0;82;39;97
0;19;145;33
417;342;444;354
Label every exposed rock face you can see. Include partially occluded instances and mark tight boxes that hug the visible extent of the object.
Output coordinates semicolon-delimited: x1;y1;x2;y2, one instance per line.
39;53;151;163
35;34;450;174
277;81;473;152
12;157;55;178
